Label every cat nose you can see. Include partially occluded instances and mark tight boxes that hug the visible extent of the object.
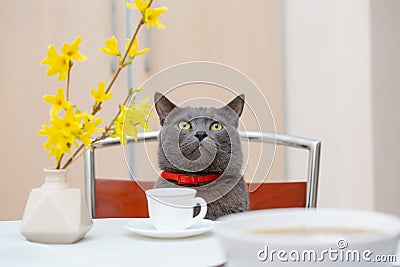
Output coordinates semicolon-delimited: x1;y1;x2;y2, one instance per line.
194;131;207;141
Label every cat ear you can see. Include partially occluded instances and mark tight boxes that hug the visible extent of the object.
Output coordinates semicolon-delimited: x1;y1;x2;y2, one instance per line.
154;92;177;125
224;94;245;117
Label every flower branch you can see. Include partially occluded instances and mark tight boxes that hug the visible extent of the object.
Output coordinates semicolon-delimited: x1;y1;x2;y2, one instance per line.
39;0;167;169
61;88;139;170
66;61;73;101
91;17;145;116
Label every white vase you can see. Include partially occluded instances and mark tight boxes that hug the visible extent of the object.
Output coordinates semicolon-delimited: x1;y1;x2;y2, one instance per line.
20;168;93;244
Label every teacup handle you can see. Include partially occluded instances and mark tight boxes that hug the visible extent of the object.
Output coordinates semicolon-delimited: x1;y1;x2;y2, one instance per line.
190;197;208;226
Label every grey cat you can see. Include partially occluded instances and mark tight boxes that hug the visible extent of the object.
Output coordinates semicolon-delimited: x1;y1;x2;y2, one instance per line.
153;92;249;220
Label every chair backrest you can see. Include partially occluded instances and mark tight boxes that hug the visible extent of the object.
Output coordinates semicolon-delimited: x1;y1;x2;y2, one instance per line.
84;131;321;218
94;179;308;218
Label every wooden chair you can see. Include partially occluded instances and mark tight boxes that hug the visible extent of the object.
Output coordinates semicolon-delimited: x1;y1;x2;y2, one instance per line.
84;131;321;218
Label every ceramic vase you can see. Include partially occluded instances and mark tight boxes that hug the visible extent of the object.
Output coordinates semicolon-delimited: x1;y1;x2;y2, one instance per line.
20;168;93;244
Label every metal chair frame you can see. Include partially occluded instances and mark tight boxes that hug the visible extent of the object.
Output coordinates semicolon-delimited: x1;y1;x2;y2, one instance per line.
84;131;321;218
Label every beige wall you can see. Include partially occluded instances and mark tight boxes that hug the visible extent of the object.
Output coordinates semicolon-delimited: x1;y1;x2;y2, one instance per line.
283;0;375;209
0;0;283;220
283;0;400;215
370;0;400;216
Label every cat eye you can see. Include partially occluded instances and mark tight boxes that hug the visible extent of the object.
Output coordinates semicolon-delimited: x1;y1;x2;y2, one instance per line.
210;122;223;131
178;121;191;130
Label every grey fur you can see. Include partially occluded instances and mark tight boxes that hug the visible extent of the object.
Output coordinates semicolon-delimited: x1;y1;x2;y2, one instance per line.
153;92;249;220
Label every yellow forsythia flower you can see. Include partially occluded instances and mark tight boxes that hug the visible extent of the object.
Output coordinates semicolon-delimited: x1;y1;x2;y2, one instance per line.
99;36;120;56
126;38;150;58
39;110;80;162
112;105;130;145
111;96;154;144
144;7;168;29
50;108;82;139
39;106;104;161
41;37;86;81
90;81;113;102
61;37;87;61
39;124;73;162
41;45;70;81
43;88;72;116
125;0;150;12
78;114;103;148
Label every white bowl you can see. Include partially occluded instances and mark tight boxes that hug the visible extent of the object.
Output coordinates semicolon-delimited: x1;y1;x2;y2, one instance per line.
214;208;400;266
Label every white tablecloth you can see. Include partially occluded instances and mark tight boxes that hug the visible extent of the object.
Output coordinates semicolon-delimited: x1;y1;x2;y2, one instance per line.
0;219;226;267
2;219;400;267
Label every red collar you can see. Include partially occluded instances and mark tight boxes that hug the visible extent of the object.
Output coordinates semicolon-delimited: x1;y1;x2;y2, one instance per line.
161;171;221;185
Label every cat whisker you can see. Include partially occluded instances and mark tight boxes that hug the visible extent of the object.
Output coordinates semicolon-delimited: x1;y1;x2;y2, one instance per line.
179;139;197;150
218;149;232;156
179;138;201;157
213;141;232;155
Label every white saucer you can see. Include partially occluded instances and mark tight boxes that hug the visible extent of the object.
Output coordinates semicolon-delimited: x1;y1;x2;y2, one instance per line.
124;218;214;239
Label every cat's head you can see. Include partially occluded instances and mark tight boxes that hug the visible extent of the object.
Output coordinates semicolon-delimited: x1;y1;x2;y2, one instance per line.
154;92;245;176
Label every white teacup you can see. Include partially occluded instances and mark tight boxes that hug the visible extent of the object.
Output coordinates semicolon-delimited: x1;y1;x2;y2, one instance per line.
145;188;207;231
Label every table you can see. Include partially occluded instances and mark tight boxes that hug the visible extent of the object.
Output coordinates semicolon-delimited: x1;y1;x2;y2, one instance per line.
2;219;400;267
0;219;226;267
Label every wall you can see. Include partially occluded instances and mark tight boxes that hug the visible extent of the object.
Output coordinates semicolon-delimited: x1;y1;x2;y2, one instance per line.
370;0;400;216
282;0;375;209
283;0;400;215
